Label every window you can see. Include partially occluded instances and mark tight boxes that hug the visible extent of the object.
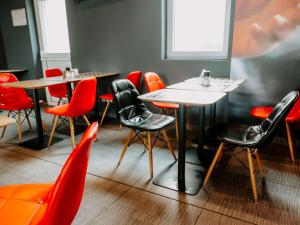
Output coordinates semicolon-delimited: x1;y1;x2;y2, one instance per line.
38;0;70;53
164;0;232;60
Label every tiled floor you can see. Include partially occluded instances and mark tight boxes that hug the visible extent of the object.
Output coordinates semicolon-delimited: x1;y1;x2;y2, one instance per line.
0;111;299;225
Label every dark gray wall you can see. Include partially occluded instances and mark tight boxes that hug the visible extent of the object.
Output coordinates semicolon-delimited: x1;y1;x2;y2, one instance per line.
65;0;234;121
0;0;44;98
0;28;7;69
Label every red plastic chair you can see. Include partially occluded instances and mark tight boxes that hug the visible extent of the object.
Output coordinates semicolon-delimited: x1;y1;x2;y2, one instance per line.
99;71;142;126
0;73;43;142
144;72;179;139
250;98;300;163
45;77;97;148
0;122;98;225
45;68;67;104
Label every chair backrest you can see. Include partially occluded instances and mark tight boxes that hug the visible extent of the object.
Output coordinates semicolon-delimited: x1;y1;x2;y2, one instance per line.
43;122;98;225
45;68;67;98
126;71;142;91
249;91;299;148
144;72;166;92
67;77;97;117
111;79;149;123
0;73;32;106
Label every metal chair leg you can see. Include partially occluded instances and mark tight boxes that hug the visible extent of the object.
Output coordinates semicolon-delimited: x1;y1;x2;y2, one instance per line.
148;132;153;178
24;109;32;129
17;110;22;142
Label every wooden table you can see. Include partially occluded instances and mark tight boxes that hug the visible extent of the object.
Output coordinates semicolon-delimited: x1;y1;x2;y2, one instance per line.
139;89;226;195
1;72;119;150
0;69;28;74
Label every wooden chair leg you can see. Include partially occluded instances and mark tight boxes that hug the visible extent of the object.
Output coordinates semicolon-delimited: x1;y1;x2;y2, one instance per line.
1;110;11;138
247;148;258;202
254;150;264;176
69;117;76;149
285;122;295;163
48;116;59;147
82;114;99;141
24;110;32;129
99;101;110;126
162;130;177;160
203;142;224;187
174;109;179;141
118;129;134;165
17;110;22;142
148;132;153;178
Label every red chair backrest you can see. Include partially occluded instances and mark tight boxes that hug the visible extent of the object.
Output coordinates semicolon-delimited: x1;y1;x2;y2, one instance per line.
43;122;98;225
45;68;67;99
126;71;142;91
0;73;32;106
144;72;166;92
67;77;97;117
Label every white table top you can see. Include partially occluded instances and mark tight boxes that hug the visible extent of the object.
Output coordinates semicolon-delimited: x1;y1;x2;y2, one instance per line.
167;77;244;92
139;89;226;106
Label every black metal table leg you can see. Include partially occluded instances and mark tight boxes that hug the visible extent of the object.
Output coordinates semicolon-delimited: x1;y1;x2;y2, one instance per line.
93;78;100;122
209;103;216;128
18;89;63;150
66;83;73;102
153;104;205;195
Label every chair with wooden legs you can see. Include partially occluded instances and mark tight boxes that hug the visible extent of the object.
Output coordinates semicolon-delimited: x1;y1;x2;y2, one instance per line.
0;122;98;225
250;98;300;163
45;77;97;148
203;91;299;202
111;79;177;178
0;73;43;142
99;71;142;127
144;72;181;140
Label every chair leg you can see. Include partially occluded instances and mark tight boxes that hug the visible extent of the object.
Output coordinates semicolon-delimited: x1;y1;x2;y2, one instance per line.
254;150;264;176
203;142;224;187
118;129;134;165
24;110;32;129
162;130;176;161
48;116;59;147
1;110;11;138
82;114;99;141
174;109;179;141
285;122;295;163
99;101;110;126
17;110;22;142
247;148;258;202
143;131;147;153
148;132;153;178
69;117;75;149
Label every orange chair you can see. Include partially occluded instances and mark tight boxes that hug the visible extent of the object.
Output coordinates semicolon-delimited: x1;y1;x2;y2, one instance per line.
0;122;98;225
250;98;300;163
99;71;142;126
45;77;97;148
144;72;179;139
0;73;43;142
45;68;67;105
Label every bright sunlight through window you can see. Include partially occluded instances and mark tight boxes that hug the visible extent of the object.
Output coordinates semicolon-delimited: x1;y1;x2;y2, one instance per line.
165;0;232;60
39;0;70;53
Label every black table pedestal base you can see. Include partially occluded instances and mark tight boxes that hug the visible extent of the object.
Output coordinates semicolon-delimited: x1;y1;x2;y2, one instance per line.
153;162;206;195
18;135;64;150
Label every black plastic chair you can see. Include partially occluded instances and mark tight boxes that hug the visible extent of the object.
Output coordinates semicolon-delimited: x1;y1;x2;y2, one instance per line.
203;91;299;201
111;79;177;178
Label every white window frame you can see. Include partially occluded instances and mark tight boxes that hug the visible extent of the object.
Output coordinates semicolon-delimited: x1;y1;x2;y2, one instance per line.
164;0;232;60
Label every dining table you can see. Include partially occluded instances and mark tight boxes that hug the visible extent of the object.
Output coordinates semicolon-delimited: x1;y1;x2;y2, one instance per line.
1;72;119;150
138;77;244;195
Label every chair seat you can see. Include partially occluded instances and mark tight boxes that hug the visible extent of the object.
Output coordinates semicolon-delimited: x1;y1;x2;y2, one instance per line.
99;93;113;101
0;184;52;225
121;111;175;132
45;104;69;117
0;100;44;111
153;101;179;109
208;123;265;148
